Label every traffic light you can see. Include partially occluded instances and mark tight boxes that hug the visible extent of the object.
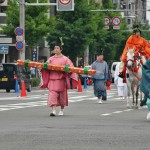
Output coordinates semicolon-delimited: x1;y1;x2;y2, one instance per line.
0;0;5;4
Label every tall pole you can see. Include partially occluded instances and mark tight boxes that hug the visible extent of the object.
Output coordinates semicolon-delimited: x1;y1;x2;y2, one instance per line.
2;54;5;63
19;0;25;60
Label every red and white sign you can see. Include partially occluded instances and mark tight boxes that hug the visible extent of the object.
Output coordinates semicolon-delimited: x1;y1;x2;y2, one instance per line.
59;0;71;6
112;17;121;26
104;17;111;26
16;41;24;51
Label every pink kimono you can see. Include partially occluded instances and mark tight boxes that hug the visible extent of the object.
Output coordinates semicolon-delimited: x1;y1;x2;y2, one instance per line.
40;55;78;107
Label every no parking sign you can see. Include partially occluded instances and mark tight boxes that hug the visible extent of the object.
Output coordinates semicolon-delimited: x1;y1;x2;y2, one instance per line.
112;16;121;29
59;0;71;6
104;17;111;26
57;0;74;11
104;17;110;29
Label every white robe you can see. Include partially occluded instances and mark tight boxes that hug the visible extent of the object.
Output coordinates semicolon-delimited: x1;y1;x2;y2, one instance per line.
114;62;128;97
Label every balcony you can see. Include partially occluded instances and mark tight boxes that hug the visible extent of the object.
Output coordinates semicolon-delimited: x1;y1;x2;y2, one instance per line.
0;23;7;31
0;12;6;16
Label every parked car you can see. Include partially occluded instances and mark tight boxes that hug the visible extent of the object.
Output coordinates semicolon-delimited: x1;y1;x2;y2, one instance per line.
110;62;119;83
0;63;31;92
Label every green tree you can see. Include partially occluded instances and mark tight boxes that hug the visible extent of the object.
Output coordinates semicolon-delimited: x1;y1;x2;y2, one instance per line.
47;0;99;63
2;0;55;47
93;0;130;64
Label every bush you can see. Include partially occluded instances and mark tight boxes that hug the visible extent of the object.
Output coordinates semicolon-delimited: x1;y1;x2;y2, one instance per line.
31;77;40;87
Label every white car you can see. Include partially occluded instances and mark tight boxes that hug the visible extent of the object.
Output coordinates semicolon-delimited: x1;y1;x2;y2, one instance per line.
111;62;119;83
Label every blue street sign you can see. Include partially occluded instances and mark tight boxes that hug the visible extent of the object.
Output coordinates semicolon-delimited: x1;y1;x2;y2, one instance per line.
16;41;24;50
0;45;9;54
15;27;24;36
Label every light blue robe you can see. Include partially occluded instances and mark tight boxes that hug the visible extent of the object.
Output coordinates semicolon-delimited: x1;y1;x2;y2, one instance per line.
92;60;109;98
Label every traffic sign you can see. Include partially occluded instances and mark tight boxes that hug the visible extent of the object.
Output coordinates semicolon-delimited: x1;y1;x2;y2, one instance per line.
104;26;109;30
16;41;24;50
113;26;120;30
15;27;24;36
0;45;9;54
112;17;121;26
59;0;71;6
16;36;24;41
104;17;111;26
57;0;74;11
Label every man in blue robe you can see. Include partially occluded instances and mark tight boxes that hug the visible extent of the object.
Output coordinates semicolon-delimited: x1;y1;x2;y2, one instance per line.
92;50;109;104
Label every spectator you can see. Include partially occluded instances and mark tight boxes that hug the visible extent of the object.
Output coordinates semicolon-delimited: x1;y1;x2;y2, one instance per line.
114;61;128;99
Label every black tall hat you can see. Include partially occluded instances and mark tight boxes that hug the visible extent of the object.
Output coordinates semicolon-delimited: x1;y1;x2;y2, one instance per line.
133;24;141;34
55;37;64;50
97;48;104;56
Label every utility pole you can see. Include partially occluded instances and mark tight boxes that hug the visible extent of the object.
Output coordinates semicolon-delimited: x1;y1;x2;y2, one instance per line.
19;0;25;60
84;0;90;66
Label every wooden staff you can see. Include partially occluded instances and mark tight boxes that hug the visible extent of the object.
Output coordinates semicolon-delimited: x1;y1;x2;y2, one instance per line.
17;59;96;75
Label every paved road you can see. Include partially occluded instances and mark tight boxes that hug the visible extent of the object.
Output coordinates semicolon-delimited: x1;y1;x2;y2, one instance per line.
0;85;150;150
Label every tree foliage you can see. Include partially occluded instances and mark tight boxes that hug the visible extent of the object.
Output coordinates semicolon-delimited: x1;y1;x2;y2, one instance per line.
2;0;145;64
2;0;54;47
47;0;99;62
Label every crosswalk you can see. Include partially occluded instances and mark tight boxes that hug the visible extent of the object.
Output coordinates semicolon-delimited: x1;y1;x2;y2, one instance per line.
0;87;125;112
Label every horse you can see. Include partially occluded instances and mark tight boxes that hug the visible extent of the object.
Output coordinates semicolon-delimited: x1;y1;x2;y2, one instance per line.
125;47;145;108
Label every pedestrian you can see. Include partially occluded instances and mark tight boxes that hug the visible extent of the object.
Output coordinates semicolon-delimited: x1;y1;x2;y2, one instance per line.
114;61;128;99
40;37;78;116
119;25;150;77
92;49;109;104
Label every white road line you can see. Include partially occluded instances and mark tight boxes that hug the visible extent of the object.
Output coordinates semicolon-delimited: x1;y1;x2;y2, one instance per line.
0;108;10;111
69;95;89;99
123;109;133;112
101;113;112;116
113;111;123;114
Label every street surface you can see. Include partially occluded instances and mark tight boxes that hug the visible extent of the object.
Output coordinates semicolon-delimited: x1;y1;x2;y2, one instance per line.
0;84;150;150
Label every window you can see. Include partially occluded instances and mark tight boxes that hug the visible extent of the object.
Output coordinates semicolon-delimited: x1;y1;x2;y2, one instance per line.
127;18;131;24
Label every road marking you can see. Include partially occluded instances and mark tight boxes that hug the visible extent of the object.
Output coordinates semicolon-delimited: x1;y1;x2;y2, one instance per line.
101;113;112;116
113;111;123;114
69;96;88;99
0;87;146;113
123;109;133;112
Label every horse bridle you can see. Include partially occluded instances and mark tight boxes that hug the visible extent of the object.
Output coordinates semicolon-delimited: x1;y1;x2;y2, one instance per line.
126;54;142;81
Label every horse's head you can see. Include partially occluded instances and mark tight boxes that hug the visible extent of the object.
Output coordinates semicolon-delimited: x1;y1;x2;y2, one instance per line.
126;47;135;69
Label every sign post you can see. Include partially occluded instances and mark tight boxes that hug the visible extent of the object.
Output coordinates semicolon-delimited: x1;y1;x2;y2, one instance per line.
19;0;25;60
15;27;25;51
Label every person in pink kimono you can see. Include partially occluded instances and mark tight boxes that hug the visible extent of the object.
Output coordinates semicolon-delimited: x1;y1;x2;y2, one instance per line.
40;37;78;116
